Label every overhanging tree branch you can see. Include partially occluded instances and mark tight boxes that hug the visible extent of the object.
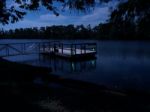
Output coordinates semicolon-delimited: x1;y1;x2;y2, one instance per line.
0;0;112;24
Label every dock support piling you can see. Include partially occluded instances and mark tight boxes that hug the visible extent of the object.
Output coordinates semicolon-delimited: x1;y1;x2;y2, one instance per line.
80;44;82;54
71;44;73;56
75;44;76;55
6;45;9;56
62;43;63;54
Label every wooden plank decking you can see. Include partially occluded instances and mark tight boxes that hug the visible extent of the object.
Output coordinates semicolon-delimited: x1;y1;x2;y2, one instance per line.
40;43;97;59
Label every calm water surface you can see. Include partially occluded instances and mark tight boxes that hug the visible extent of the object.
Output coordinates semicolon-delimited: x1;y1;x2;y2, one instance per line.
1;39;150;92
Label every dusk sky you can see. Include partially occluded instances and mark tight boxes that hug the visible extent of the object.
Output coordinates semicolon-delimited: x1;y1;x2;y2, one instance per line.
1;0;119;30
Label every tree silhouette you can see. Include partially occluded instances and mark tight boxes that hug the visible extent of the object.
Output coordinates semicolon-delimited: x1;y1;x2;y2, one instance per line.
0;0;111;25
0;0;26;24
109;0;150;39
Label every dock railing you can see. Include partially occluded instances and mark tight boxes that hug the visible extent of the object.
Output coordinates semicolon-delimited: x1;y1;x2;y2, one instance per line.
0;41;97;57
0;41;60;57
50;43;97;56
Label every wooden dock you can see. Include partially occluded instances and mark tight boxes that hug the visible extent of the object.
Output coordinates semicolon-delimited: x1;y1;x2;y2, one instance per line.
0;41;97;60
40;43;97;59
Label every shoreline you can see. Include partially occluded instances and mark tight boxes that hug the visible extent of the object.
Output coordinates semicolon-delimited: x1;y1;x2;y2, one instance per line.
0;58;150;112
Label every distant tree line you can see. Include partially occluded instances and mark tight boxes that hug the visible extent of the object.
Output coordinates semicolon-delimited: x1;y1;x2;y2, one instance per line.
0;24;95;39
0;21;150;40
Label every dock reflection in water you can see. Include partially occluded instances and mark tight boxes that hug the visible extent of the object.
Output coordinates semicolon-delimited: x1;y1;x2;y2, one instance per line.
41;55;97;74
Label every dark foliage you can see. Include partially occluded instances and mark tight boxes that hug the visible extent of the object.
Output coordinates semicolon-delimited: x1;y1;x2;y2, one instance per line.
0;0;111;24
0;0;26;25
109;0;150;40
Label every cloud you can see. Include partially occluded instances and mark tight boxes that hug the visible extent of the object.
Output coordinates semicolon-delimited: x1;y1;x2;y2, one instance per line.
40;14;67;22
2;6;110;30
38;6;110;27
2;19;48;30
75;7;110;26
37;0;120;27
2;0;119;30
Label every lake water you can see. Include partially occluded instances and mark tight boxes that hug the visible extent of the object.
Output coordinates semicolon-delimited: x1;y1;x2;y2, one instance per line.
1;39;150;92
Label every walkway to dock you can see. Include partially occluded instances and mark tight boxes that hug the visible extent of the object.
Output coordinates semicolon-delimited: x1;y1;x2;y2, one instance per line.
0;41;97;59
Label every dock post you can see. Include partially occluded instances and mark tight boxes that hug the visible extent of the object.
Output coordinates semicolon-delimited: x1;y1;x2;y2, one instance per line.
44;43;46;52
84;44;86;54
75;44;76;55
6;44;9;56
95;43;97;54
38;43;41;60
80;44;82;54
42;43;44;52
39;43;40;53
21;43;26;54
54;43;56;53
21;44;23;54
71;44;73;56
23;43;26;54
49;42;51;53
62;43;63;54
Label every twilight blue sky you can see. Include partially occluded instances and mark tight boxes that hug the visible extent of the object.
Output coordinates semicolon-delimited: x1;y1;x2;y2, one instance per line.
1;0;119;30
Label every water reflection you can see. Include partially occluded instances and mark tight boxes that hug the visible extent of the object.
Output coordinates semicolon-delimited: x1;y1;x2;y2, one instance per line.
3;40;150;92
41;55;97;74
